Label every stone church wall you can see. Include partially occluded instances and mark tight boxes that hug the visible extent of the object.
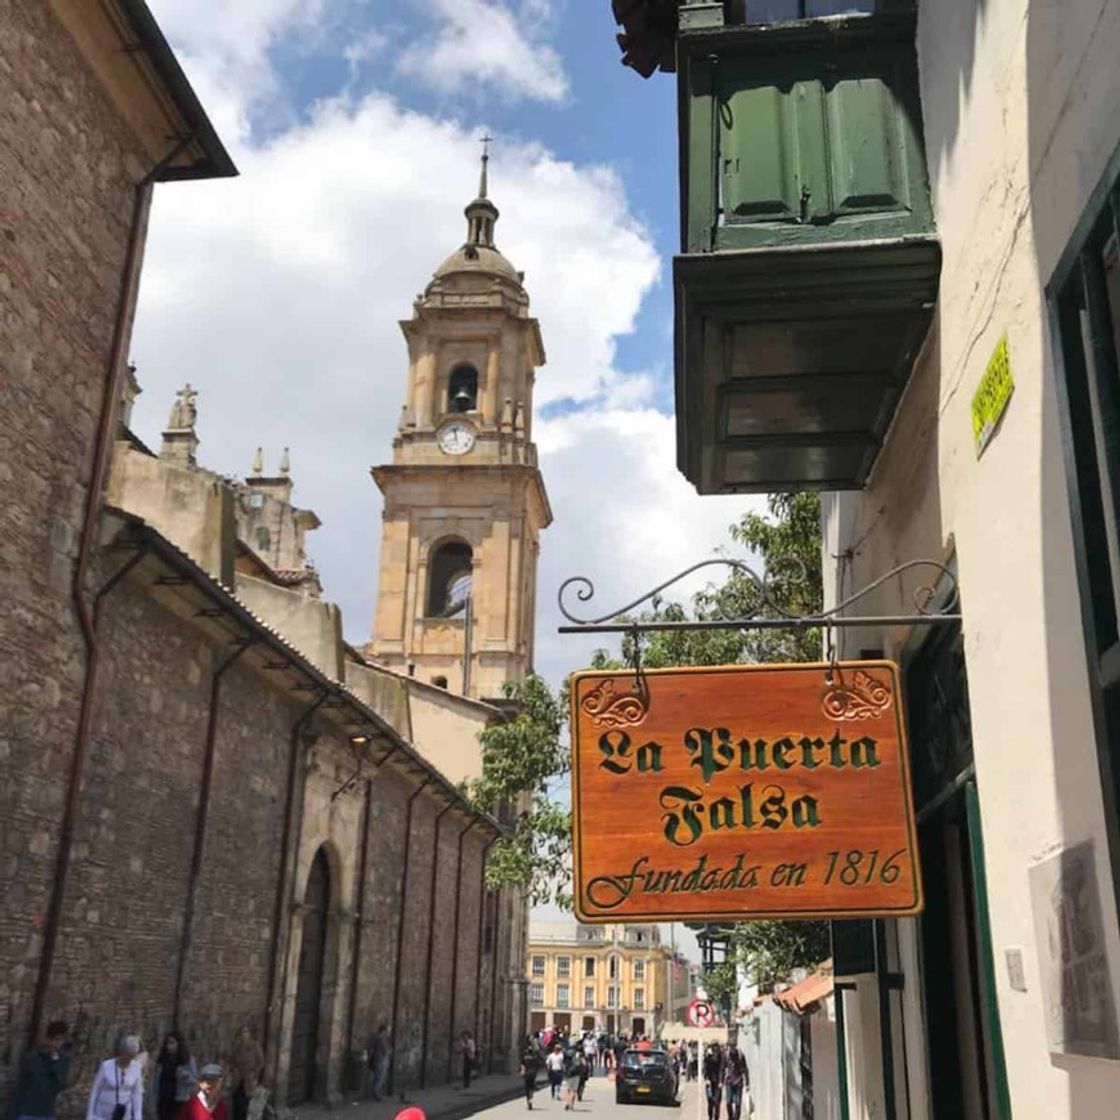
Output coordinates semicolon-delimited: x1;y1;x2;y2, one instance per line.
0;1;156;1079
2;537;513;1115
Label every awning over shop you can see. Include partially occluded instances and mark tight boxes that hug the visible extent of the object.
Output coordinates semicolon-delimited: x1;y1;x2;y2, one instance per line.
772;961;835;1015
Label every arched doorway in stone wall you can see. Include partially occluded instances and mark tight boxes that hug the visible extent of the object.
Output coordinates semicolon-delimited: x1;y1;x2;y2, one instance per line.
289;847;330;1104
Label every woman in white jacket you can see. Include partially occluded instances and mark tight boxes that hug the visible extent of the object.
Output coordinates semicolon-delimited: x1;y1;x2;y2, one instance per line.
87;1036;144;1120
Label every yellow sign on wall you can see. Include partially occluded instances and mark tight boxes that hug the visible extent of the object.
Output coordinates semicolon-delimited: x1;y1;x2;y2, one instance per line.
972;334;1014;456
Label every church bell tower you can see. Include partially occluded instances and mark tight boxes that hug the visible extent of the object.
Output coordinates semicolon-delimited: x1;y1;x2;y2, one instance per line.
369;149;551;699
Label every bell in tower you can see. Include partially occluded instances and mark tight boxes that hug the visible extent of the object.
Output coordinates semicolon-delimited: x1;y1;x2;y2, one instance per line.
367;144;552;700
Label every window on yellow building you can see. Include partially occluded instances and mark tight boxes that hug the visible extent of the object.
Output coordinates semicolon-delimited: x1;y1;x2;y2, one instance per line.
634;988;645;1010
557;956;571;978
584;957;596;977
607;986;618;1009
530;983;544;1006
532;956;545;977
633;959;645;981
609;955;619;980
557;984;570;1009
584;985;595;1008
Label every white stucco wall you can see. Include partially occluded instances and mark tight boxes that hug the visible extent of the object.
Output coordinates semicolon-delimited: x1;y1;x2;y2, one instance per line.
821;0;1120;1114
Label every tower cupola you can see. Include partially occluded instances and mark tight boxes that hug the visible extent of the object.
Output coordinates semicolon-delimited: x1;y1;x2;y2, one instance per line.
465;139;499;248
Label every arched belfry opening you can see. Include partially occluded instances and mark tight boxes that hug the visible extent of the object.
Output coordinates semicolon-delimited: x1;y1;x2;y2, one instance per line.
289;846;330;1104
427;540;472;618
448;365;478;413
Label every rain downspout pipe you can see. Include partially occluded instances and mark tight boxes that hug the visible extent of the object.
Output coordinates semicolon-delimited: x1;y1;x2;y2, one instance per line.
419;801;455;1087
345;745;399;1062
487;885;503;1075
446;821;478;1081
473;836;498;1045
173;638;253;1023
27;134;193;1046
263;690;327;1072
389;775;433;1094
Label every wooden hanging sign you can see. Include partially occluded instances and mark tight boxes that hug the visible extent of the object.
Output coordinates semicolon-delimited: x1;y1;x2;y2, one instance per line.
570;662;922;923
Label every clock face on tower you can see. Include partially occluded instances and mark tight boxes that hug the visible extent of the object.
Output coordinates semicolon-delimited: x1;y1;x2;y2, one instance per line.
437;420;476;456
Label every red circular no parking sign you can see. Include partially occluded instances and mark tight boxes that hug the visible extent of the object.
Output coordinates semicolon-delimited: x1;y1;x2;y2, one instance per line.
686;998;715;1027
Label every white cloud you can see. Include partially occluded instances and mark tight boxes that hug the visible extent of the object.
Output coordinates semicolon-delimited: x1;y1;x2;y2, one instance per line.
534;409;764;687
148;0;324;130
398;0;569;103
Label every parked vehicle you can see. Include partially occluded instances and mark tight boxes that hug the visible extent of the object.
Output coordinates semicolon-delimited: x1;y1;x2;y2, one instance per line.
616;1049;678;1105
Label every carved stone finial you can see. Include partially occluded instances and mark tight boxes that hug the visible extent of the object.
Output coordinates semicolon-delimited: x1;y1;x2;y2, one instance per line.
251;447;263;476
514;400;525;434
166;383;197;431
279;447;290;476
161;384;199;466
501;397;514;432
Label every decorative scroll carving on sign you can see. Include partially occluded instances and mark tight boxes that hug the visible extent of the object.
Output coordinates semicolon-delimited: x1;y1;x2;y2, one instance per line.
580;678;649;729
822;670;893;722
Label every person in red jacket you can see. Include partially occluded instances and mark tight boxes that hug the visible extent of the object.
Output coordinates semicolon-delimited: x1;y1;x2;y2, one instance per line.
179;1065;229;1120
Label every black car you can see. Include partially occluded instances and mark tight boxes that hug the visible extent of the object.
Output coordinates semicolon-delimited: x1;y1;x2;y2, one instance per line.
616;1048;678;1105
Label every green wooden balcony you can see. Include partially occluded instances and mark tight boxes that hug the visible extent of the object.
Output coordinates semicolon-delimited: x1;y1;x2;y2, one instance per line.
673;2;940;493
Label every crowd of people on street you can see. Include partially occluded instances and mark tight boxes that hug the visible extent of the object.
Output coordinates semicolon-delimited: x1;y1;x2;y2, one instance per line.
516;1028;751;1117
13;1018;751;1120
11;1022;269;1120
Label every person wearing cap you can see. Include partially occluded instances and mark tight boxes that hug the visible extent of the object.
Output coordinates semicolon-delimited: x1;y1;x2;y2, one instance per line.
393;1108;425;1120
179;1064;229;1120
87;1036;144;1120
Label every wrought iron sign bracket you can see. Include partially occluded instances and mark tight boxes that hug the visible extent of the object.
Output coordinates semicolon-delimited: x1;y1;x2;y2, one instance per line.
557;558;961;636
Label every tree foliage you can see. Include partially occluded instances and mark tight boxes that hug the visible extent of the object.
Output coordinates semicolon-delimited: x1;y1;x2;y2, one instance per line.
700;961;740;1015
465;674;573;908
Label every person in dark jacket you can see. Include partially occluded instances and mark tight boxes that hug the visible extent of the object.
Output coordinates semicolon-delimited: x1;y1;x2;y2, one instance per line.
519;1037;542;1109
703;1044;724;1120
12;1022;71;1120
152;1034;197;1120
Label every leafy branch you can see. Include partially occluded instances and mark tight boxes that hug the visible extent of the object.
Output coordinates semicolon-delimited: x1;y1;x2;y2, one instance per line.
465;674;573;909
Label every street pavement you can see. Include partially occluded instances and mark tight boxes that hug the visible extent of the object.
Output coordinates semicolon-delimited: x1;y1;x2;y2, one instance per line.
467;1071;698;1120
298;1067;700;1120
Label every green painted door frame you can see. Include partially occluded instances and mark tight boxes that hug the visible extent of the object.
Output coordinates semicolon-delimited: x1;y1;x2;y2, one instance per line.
965;780;1014;1118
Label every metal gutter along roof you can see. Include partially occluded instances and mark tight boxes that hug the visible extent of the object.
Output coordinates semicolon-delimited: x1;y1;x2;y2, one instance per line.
118;0;238;180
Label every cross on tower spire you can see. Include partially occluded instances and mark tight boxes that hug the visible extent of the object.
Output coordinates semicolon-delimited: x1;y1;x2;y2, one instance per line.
479;134;493;198
465;136;499;249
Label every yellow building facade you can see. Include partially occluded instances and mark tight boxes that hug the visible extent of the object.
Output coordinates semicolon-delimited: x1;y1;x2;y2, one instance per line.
527;920;673;1038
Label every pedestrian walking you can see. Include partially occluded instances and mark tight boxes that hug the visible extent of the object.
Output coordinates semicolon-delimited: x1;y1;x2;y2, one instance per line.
87;1036;144;1120
151;1034;197;1120
575;1049;590;1102
612;1035;626;1070
229;1028;262;1120
687;1041;699;1083
519;1037;542;1110
723;1045;750;1120
456;1030;477;1089
545;1044;565;1100
12;1020;71;1120
178;1065;228;1120
703;1044;724;1120
582;1033;597;1075
367;1024;390;1101
562;1049;581;1111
